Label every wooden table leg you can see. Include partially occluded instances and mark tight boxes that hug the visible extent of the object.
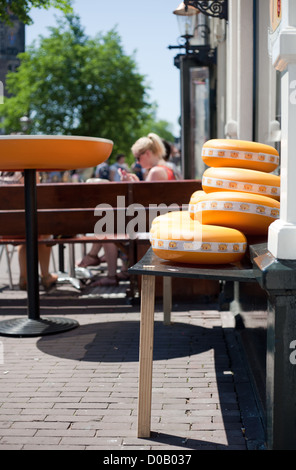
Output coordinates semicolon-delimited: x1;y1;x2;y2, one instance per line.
137;274;155;438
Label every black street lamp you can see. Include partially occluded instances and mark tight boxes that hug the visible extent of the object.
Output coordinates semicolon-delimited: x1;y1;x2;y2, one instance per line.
168;1;216;62
174;1;197;35
169;2;217;179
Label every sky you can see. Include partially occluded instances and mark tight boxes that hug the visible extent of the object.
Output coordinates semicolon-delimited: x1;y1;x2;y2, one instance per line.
25;0;182;136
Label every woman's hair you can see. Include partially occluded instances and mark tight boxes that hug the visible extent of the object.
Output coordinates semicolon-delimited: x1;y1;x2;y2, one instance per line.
131;133;166;160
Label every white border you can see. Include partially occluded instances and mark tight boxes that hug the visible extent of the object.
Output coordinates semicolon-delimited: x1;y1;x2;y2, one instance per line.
151;237;247;254
202;176;280;197
202;147;280;165
190;200;280;219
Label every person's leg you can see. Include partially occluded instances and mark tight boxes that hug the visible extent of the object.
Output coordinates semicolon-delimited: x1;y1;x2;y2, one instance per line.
78;243;103;267
104;243;118;277
38;244;51;277
38;244;58;288
17;244;27;289
18;243;57;290
116;247;130;280
90;243;118;286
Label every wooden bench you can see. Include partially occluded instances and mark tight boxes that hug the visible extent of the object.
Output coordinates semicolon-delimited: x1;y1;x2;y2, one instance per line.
0;179;204;296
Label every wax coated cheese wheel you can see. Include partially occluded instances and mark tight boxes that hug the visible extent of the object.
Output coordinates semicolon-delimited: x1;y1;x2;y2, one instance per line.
151;210;193;228
189;191;280;235
188;190;206;204
189;190;206;213
151;210;201;242
202;139;279;173
202;167;280;201
150;212;247;264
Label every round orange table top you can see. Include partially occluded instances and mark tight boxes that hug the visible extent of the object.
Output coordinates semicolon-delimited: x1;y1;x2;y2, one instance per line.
0;135;113;170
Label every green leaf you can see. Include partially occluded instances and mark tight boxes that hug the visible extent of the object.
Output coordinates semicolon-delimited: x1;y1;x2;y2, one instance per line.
0;1;73;25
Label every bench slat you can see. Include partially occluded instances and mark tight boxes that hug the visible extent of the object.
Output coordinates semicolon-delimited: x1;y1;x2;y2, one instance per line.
0;180;202;237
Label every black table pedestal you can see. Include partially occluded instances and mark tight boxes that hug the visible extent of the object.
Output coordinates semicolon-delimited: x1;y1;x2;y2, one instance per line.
0;169;78;337
0;316;78;337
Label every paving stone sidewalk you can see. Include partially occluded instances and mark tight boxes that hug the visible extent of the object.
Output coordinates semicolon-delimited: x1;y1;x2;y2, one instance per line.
0;245;266;450
0;297;266;450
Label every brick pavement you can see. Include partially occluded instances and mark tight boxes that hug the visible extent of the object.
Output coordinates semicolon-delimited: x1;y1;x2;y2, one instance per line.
0;245;266;450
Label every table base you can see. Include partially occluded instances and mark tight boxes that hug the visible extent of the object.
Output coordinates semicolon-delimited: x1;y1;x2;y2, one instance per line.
0;317;79;337
128;247;256;438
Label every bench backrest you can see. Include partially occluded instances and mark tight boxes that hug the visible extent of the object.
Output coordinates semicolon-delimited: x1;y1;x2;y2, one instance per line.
0;180;202;237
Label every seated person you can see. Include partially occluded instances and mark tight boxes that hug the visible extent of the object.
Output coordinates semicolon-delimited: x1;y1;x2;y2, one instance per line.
0;171;57;290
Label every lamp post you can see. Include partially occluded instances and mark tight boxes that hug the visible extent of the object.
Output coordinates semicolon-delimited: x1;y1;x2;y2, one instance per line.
173;1;198;54
169;2;216;179
169;3;215;60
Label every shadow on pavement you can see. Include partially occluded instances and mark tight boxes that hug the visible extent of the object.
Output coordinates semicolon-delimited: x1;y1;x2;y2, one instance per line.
37;320;215;362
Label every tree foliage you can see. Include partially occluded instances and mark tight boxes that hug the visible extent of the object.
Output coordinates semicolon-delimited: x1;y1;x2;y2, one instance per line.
0;0;72;24
0;15;173;157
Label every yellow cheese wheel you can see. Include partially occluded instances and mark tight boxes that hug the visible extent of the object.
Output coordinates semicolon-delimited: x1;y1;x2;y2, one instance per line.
189;190;207;211
202;167;280;201
151;210;193;228
150;211;247;264
189;191;280;235
202;139;279;173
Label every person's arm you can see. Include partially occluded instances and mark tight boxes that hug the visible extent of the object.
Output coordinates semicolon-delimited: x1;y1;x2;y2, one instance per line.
119;169;140;181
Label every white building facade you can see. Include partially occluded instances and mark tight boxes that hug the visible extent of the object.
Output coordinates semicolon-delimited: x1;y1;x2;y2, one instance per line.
207;0;296;260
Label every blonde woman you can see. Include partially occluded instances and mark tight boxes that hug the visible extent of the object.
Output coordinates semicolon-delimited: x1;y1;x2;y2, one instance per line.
120;133;177;182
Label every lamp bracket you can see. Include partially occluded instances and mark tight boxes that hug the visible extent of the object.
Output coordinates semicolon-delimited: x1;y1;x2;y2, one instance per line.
169;45;216;68
184;0;228;20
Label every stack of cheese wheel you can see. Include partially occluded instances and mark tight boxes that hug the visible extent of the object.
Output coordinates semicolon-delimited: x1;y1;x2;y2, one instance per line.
150;139;280;265
190;139;280;235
